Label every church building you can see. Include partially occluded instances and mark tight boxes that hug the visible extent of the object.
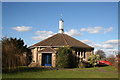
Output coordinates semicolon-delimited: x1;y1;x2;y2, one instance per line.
29;18;94;67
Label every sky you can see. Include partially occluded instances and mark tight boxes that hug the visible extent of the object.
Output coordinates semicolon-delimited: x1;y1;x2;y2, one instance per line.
2;2;119;56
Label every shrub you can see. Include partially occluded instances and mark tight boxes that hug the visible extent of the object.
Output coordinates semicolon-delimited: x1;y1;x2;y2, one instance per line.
87;54;100;67
56;47;75;68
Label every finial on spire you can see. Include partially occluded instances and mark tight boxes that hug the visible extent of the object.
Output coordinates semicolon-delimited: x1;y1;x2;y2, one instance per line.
60;13;63;20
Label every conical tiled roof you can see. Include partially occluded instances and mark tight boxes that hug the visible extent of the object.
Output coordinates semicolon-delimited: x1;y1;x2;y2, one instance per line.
30;33;94;49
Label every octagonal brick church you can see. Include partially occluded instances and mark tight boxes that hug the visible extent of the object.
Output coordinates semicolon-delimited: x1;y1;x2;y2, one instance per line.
29;18;94;67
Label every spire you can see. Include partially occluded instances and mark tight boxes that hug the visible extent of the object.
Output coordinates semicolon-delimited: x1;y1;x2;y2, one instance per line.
60;13;62;20
59;14;64;33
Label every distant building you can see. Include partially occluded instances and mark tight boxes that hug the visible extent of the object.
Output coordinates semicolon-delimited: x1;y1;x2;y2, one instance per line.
29;18;94;67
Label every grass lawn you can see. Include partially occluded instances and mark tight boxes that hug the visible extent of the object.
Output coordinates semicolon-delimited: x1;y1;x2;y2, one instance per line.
2;66;118;78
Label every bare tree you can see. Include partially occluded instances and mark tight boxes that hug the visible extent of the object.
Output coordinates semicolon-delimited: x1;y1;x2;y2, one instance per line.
95;50;106;59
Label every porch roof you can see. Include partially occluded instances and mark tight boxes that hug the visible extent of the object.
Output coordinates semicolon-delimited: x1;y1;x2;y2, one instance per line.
38;47;56;53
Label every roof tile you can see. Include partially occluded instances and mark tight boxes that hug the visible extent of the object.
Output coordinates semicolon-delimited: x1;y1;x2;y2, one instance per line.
30;33;94;49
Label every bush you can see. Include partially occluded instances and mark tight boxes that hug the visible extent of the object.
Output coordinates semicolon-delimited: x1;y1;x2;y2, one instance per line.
87;54;100;67
56;47;75;68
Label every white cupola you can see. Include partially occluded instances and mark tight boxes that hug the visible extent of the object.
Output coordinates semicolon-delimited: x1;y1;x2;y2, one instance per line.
59;14;64;33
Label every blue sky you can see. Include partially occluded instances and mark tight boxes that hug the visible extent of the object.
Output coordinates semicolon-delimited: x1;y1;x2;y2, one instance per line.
2;2;118;56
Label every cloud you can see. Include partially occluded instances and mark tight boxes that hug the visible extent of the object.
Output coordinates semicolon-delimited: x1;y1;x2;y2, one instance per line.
104;27;113;33
80;26;113;34
94;40;120;49
35;31;53;35
102;49;119;56
102;44;114;49
82;39;95;45
104;39;120;47
95;48;119;57
12;26;32;32
84;43;113;49
65;29;83;36
82;39;119;56
32;31;54;40
104;49;118;53
82;40;93;43
82;39;118;49
96;44;114;49
94;42;117;49
104;39;120;44
32;29;82;40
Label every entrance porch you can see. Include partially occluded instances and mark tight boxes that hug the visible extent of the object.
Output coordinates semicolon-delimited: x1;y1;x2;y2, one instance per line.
42;53;52;66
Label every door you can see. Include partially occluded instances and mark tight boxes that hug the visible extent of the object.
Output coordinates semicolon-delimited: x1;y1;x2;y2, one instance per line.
42;53;52;66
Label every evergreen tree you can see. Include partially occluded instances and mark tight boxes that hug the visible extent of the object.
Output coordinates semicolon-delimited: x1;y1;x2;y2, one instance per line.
56;47;74;68
1;37;31;71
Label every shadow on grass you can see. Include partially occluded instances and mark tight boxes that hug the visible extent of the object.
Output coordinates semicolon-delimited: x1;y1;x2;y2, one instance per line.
2;65;111;74
97;65;109;67
2;67;53;74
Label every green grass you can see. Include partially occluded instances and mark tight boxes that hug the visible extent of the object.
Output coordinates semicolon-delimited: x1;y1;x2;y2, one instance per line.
2;66;118;78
